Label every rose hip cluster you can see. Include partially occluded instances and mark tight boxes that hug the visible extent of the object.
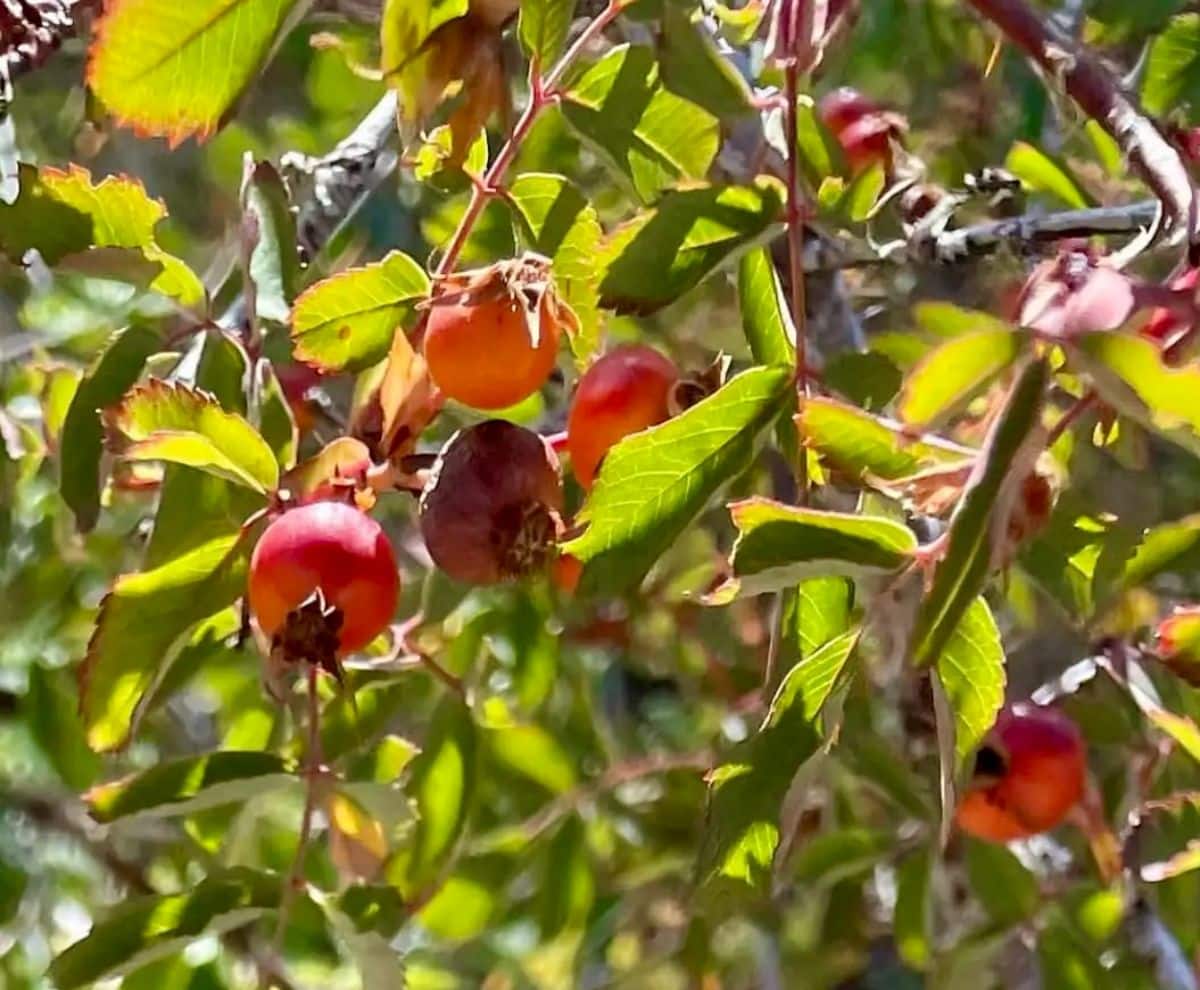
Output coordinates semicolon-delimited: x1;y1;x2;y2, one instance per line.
247;257;681;664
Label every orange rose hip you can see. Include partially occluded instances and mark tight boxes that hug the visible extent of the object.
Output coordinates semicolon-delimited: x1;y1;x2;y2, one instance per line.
566;344;678;489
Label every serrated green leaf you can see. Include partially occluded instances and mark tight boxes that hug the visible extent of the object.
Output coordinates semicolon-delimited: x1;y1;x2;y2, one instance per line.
0;164;204;304
564;365;792;594
404;698;478;891
560;45;719;203
107;381;279;494
657;2;753;120
910;358;1049;668
143;332;263;569
519;0;573;65
49;868;282;989
598;179;785;314
88;0;306;146
1006;140;1092;209
898;329;1025;427
87;751;293;822
507;173;603;363
796;397;972;482
936;597;1005;768
241;159;299;326
1142;13;1200;118
709;498;915;602
60;324;161;532
738;247;795;367
1074;331;1200;458
291;251;430;373
79;533;251;752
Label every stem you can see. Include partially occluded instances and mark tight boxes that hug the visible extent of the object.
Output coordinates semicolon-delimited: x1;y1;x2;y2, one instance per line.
434;0;628;279
1046;390;1098;447
273;664;324;955
782;59;809;500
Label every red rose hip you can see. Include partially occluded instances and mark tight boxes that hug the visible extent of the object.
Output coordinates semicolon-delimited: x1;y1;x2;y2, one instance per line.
956;706;1086;842
248;501;400;654
566;345;678;489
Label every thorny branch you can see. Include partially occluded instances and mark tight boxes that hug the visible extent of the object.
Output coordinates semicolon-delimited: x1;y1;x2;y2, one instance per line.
966;0;1200;260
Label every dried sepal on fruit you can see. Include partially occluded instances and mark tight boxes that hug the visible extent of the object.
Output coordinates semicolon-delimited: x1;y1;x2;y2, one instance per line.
956;705;1086;842
423;253;577;411
420;419;564;584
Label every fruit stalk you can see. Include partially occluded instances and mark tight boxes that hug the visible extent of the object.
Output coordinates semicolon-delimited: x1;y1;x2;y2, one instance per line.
782;56;810;500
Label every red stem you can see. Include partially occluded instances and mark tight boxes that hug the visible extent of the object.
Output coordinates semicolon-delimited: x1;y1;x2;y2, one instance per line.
782;60;809;500
434;0;628;279
966;0;1199;257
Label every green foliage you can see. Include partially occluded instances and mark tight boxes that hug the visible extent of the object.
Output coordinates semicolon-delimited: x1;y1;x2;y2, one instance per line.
4;1;1200;987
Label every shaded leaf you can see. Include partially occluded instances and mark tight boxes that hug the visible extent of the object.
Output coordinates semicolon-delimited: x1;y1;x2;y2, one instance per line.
708;498;916;602
241;158;299;326
965;839;1039;925
894;848;932;969
657;2;753;120
790;828;892;885
80;533;251;752
60;325;160;532
49;869;281;989
381;0;471;123
291;251;430;373
106;380;279;494
87;0;305;146
898;329;1025;428
771;629;860;730
404;698;478;890
87;751;292;822
598;179;784;314
561;45;719;203
564;365;792;594
257;360;298;469
910;359;1049;667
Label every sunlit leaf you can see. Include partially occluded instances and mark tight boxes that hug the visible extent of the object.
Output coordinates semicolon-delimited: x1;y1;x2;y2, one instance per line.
87;0;306;146
564;365;792;594
291;251;430;373
1005;140;1092;209
898;329;1025;427
657;2;753;120
935;597;1006;767
80;533;250;752
1074;331;1200;458
519;0;573;65
105;380;279;494
1141;13;1200;118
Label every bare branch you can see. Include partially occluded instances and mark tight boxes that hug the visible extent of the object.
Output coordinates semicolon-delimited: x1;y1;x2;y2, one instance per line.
966;0;1199;259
